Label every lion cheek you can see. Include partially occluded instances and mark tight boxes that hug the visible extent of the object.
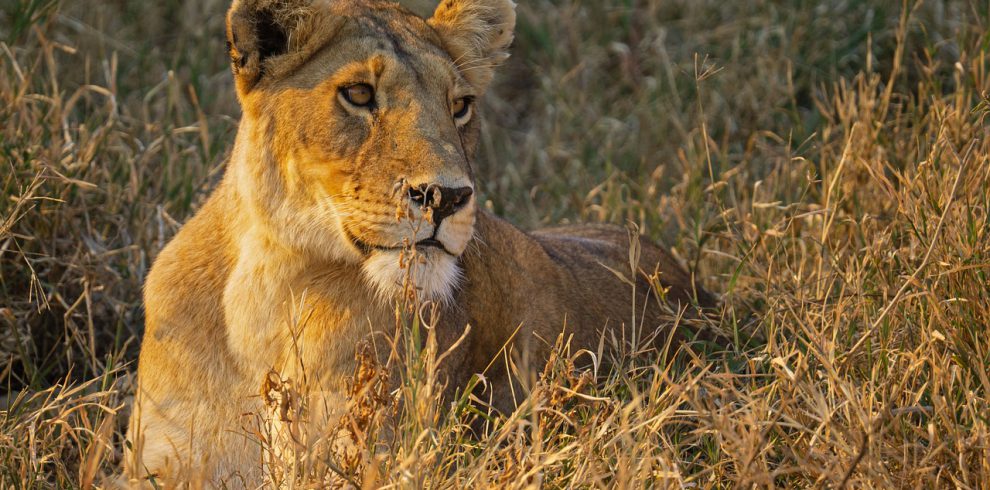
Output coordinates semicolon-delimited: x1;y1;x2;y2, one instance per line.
435;206;476;256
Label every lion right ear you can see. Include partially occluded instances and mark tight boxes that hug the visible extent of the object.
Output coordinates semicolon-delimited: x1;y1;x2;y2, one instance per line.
225;0;311;95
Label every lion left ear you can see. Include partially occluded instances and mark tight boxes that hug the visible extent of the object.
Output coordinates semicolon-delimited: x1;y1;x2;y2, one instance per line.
428;0;516;93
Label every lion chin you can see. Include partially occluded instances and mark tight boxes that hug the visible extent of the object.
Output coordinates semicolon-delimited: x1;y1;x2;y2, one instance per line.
361;248;462;305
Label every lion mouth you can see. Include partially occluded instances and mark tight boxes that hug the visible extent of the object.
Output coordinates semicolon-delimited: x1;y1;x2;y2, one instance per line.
347;231;454;256
415;238;445;250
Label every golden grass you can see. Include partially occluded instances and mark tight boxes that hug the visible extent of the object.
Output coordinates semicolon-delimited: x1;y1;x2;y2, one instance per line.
2;0;989;487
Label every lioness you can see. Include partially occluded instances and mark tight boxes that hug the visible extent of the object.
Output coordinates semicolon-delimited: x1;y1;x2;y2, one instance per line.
127;0;714;484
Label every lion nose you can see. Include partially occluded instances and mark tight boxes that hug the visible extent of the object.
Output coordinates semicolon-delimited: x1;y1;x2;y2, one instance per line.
408;184;474;223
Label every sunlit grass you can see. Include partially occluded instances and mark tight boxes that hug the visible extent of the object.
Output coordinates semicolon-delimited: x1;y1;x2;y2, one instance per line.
2;0;989;487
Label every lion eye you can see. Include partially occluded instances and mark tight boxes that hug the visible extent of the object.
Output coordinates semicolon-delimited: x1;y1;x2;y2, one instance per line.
452;96;473;120
342;84;375;107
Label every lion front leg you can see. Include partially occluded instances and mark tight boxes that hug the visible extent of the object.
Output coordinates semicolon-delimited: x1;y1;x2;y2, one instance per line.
258;369;393;488
125;387;267;488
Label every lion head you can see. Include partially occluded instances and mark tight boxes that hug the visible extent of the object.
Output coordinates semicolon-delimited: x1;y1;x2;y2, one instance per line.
223;0;515;302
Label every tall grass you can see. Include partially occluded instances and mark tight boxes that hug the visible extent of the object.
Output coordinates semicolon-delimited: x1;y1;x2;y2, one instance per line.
2;0;989;487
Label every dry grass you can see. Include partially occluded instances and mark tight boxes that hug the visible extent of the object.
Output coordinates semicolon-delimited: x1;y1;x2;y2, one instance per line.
2;0;990;487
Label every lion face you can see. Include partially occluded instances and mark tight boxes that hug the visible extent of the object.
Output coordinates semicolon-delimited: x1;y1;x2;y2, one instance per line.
224;0;515;301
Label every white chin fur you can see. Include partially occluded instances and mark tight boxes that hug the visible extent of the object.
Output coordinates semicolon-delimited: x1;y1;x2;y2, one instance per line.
361;250;462;304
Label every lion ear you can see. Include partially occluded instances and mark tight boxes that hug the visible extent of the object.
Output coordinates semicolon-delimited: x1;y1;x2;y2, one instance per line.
225;0;310;95
428;0;516;92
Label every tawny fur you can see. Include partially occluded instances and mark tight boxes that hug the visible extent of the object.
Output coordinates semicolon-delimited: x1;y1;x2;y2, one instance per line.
126;0;714;485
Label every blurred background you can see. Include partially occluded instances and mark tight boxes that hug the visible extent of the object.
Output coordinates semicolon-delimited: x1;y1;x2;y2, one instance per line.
2;0;989;487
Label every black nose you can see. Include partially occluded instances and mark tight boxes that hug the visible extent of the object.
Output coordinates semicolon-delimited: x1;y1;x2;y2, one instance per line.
408;184;474;223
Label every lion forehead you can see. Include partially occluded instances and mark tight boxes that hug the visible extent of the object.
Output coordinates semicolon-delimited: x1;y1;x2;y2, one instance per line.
255;3;452;91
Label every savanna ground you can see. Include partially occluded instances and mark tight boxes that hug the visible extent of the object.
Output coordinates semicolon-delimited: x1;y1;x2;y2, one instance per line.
2;0;990;487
